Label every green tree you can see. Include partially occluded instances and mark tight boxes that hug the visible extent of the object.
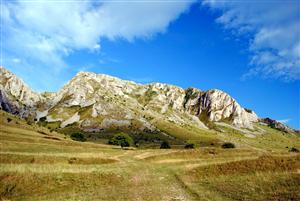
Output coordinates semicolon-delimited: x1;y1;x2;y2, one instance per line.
108;133;133;148
70;133;86;142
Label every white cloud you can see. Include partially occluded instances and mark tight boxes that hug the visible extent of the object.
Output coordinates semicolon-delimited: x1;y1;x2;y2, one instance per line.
203;0;300;81
12;58;21;63
277;119;291;124
1;0;195;90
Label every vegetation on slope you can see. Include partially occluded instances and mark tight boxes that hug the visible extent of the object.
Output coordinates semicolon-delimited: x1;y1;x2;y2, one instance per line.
108;132;134;147
0;110;299;201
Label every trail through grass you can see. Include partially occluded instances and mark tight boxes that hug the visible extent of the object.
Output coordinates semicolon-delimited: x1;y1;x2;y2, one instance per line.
1;111;299;200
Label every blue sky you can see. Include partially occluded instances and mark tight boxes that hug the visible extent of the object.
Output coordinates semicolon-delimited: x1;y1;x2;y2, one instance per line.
1;0;299;129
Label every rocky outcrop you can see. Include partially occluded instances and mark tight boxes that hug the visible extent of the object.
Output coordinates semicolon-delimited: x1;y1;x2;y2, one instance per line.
0;66;43;117
0;66;261;131
184;88;258;128
260;118;298;134
0;90;20;115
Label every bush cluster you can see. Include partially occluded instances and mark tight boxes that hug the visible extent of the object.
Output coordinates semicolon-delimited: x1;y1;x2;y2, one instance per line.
108;132;133;148
160;141;171;149
289;147;299;153
184;143;195;149
70;133;86;142
222;142;235;149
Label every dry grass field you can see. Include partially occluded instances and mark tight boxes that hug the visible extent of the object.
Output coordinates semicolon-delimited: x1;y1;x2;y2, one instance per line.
0;111;299;201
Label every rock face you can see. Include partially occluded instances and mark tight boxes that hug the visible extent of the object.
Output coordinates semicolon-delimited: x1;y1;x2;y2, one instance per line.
183;88;258;128
0;67;43;117
0;66;260;132
260;118;298;134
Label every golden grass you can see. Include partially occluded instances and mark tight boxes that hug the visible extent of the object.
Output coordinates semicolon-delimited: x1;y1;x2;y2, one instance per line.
0;153;118;165
189;155;300;178
1;110;300;200
0;172;123;201
178;154;300;201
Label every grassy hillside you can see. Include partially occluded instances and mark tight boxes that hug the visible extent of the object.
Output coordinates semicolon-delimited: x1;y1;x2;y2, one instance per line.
0;110;299;200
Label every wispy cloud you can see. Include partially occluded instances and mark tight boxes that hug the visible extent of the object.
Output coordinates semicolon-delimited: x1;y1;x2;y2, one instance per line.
12;58;21;64
2;0;195;91
277;119;291;124
99;57;120;65
203;0;300;81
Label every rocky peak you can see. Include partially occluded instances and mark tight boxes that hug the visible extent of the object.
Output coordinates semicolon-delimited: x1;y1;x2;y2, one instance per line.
142;83;186;111
0;66;42;106
52;71;139;108
0;67;43;117
0;66;260;130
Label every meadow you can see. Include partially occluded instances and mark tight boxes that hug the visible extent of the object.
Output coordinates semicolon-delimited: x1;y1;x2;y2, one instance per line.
0;111;299;201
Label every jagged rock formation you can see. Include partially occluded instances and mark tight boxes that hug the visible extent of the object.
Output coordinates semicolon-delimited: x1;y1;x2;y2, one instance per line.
183;88;258;128
260;118;299;134
0;67;43;117
0;66;261;133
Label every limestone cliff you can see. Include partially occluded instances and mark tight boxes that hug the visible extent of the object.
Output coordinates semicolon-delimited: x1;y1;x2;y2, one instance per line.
0;66;261;132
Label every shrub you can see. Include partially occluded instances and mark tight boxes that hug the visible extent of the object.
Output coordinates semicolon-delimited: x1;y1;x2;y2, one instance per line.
68;157;78;164
26;116;35;125
40;117;47;122
160;141;171;149
289;147;299;153
70;133;86;142
222;142;235;149
184;143;195;149
108;133;133;148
